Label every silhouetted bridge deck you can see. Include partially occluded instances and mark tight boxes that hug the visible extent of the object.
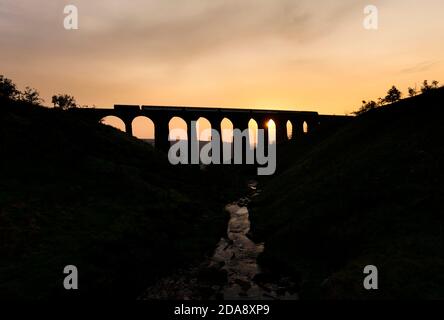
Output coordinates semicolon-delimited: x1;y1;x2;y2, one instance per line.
72;105;352;151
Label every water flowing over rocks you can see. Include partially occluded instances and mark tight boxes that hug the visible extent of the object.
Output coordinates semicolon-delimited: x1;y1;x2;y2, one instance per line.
141;181;298;300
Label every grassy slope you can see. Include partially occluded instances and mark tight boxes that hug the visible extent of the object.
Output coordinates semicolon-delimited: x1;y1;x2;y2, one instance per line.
0;101;243;300
250;88;444;299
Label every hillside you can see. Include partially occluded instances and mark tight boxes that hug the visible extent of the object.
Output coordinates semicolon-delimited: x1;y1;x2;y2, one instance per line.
0;100;244;300
250;88;444;299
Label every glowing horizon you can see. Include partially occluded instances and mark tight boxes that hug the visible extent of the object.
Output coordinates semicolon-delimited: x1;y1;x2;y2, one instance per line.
1;0;443;117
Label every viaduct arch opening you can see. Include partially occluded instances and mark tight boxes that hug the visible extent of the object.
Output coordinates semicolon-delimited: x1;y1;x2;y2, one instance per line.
248;119;258;149
197;117;212;142
132;116;155;145
169;117;188;143
101;116;125;132
221;118;234;144
287;120;293;140
303;121;309;134
267;119;277;144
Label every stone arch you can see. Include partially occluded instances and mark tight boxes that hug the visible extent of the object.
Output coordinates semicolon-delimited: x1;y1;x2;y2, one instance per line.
132;116;155;145
100;116;125;132
303;121;309;134
286;120;293;140
196;117;212;142
169;117;188;142
267;119;277;144
221;118;234;144
248;118;259;149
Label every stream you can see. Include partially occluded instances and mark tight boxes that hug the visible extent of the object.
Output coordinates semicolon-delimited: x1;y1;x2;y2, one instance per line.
141;181;298;300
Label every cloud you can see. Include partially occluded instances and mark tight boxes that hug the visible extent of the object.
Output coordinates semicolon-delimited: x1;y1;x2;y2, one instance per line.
400;61;440;74
3;0;442;113
0;0;361;66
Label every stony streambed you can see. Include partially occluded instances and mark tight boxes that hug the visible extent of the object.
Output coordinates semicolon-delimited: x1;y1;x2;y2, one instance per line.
141;181;298;300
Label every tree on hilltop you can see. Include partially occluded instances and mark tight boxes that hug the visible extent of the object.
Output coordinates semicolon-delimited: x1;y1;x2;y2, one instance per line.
354;100;378;116
384;85;402;104
421;80;440;93
0;75;19;100
52;94;77;110
21;87;44;105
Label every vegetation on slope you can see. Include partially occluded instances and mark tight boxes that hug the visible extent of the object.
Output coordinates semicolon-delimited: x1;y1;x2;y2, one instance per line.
250;88;444;299
0;99;243;300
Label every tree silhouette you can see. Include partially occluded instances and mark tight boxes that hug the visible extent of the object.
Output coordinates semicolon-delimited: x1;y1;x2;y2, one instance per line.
21;87;43;105
421;80;439;93
408;87;417;97
421;80;432;93
52;94;77;110
377;97;386;106
355;79;440;115
0;75;19;100
354;100;378;116
384;85;402;104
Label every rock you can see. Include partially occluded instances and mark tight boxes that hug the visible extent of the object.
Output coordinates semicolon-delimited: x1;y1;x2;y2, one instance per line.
235;278;252;291
253;272;279;285
197;267;228;286
238;291;248;297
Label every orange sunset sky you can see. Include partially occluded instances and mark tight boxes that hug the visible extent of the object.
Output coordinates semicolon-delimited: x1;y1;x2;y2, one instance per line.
1;0;443;117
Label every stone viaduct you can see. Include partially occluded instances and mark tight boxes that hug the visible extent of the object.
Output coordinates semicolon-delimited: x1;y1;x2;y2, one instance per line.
71;104;352;152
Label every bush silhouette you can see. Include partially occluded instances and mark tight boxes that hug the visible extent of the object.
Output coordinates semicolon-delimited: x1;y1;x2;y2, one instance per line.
21;87;43;105
354;100;378;116
355;80;441;116
0;75;19;100
408;87;417;97
421;80;440;93
52;94;77;110
384;85;402;104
